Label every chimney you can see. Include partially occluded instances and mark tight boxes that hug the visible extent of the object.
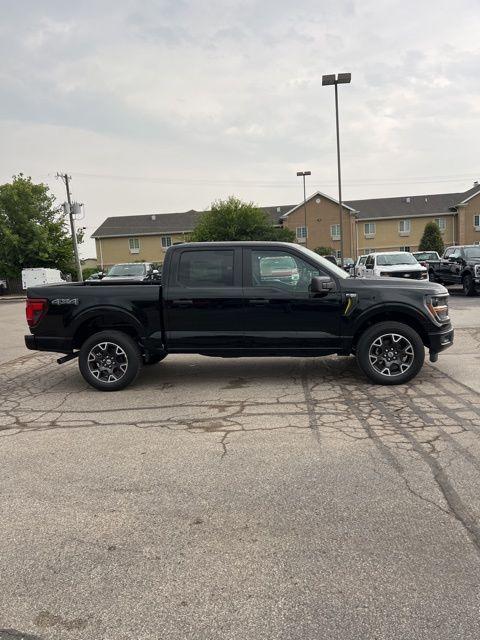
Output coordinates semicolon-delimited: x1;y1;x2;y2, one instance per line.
474;180;479;188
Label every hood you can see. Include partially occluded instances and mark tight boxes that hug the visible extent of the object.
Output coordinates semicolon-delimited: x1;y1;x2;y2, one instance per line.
376;263;426;272
102;275;146;281
344;276;447;295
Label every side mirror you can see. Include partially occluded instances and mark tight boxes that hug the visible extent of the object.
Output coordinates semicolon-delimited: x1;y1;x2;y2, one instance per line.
311;276;335;296
152;269;159;275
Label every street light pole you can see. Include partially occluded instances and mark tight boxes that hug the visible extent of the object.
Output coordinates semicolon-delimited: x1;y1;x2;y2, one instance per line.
296;170;311;247
322;72;351;264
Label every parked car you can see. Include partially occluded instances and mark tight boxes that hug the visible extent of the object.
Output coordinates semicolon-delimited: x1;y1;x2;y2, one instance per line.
429;245;480;296
86;272;105;281
341;258;355;272
323;255;338;266
364;252;428;280
102;262;160;282
25;242;453;390
412;251;442;281
353;255;368;277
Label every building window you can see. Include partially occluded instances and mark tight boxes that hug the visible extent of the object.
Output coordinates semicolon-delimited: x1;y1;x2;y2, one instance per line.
364;222;376;238
330;224;341;240
400;246;411;252
335;250;342;259
474;214;480;230
399;219;411;236
128;237;140;254
296;226;308;240
161;236;172;249
435;218;446;233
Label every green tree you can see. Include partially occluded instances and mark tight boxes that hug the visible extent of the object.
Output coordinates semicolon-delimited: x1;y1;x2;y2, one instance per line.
418;222;444;254
0;175;77;278
314;246;336;256
191;196;295;242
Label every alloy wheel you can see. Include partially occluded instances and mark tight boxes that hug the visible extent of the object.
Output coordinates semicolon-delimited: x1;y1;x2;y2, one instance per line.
368;333;414;377
87;341;128;383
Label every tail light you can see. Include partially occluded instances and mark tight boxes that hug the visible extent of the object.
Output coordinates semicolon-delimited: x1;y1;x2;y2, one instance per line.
26;298;48;327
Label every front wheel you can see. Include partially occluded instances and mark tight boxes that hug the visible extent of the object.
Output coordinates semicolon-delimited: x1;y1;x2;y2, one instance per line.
356;322;425;385
79;330;142;391
462;274;476;297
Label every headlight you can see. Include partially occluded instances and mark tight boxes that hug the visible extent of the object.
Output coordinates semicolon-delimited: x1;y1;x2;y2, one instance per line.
420;271;428;279
425;294;449;324
475;264;480;277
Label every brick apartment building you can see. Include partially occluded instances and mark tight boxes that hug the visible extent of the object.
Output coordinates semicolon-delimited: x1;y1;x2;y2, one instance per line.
92;183;480;268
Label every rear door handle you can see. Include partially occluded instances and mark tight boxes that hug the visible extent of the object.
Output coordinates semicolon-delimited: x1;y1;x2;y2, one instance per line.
172;299;193;308
248;299;269;306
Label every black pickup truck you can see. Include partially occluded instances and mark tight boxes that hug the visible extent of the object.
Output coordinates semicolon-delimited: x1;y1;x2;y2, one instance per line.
25;242;454;390
430;245;480;296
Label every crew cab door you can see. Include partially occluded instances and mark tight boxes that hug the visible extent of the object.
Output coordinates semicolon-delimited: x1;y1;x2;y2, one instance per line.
242;247;342;351
439;247;463;283
164;247;244;351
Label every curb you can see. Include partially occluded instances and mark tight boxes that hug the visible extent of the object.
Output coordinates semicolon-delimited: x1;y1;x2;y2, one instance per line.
0;296;26;303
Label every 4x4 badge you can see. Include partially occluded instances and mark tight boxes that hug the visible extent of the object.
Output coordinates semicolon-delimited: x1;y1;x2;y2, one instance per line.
51;298;79;306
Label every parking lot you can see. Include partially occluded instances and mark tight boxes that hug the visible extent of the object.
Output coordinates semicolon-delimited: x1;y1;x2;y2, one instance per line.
1;294;480;640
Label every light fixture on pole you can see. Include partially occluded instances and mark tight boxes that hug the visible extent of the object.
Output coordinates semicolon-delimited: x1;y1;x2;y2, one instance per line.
322;72;351;263
296;170;311;246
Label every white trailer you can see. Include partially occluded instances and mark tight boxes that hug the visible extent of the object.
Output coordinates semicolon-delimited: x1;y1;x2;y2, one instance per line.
21;268;66;290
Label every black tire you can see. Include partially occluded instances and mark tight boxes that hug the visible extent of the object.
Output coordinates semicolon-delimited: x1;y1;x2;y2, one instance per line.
79;330;142;391
356;321;425;385
462;273;476;297
143;353;167;366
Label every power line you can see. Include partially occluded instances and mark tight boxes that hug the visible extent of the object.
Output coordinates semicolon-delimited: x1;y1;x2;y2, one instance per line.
67;171;478;189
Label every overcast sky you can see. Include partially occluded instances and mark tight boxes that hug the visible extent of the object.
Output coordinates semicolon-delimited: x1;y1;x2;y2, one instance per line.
1;0;479;257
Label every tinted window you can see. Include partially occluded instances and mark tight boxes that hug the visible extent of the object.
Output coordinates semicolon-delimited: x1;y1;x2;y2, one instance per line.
365;255;374;268
376;253;417;266
465;247;480;259
178;250;234;287
250;250;321;294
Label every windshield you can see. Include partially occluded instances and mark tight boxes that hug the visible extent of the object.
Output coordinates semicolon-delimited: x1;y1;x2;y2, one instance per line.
413;252;438;261
376;253;417;266
295;245;349;279
107;264;146;277
465;247;480;259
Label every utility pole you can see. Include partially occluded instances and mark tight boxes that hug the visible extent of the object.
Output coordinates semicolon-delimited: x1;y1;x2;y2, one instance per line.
57;173;83;282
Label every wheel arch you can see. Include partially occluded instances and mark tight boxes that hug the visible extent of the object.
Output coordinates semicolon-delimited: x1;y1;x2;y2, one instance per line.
71;307;145;350
351;306;430;349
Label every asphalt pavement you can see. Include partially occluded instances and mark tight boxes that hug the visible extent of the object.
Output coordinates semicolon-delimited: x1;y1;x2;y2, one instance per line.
1;295;480;640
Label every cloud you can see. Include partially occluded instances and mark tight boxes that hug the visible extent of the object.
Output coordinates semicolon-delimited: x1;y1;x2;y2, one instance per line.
0;0;479;257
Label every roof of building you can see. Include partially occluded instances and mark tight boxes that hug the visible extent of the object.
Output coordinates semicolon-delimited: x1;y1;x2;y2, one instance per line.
91;184;480;238
91;204;295;238
346;184;480;220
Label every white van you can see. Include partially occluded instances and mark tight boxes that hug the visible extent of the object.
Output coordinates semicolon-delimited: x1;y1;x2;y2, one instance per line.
22;268;66;290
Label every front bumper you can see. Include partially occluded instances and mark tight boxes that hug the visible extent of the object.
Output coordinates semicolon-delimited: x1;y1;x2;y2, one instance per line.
428;325;454;354
25;334;73;354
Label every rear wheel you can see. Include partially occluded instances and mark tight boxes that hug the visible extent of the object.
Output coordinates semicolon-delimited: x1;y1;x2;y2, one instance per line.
79;330;142;391
462;273;476;297
356;321;425;385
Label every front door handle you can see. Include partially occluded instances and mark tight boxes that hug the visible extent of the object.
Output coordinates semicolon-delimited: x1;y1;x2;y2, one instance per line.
248;299;269;306
172;299;193;308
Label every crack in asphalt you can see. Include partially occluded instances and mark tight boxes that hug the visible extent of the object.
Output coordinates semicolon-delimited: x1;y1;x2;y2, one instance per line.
2;350;480;553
